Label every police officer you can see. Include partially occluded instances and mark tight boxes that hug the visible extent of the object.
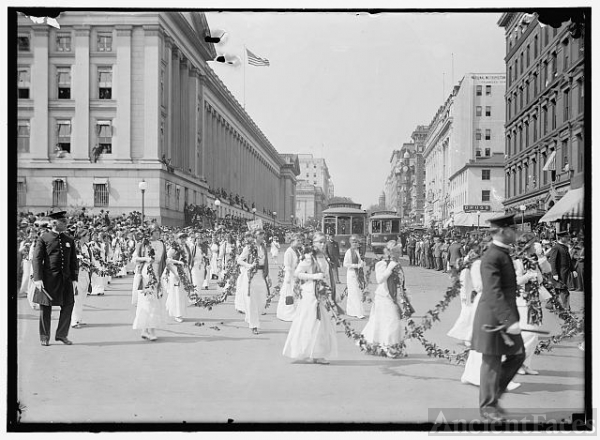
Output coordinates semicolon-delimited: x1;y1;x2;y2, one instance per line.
32;211;79;346
471;213;525;422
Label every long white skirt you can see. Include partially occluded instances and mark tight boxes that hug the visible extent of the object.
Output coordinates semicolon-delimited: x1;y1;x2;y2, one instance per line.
191;264;207;292
131;272;142;305
20;259;32;294
113;248;128;277
234;268;248;313
361;291;404;345
447;300;476;341
345;269;364;317
276;276;297;321
243;269;268;329
518;304;539;369
461;350;483;385
282;282;338;360
165;272;188;319
133;290;166;330
90;272;106;295
71;270;90;325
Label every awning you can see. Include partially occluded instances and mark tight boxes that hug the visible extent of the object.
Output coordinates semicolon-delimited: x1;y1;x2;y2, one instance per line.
539;187;584;222
452;211;503;227
93;177;108;185
542;150;557;171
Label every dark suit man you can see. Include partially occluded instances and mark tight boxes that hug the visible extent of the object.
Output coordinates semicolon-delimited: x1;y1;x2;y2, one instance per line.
325;234;341;283
548;231;576;311
472;214;525;422
447;239;464;269
32;211;79;346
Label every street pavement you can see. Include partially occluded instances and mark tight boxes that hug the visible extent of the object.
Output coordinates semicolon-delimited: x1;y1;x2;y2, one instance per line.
15;247;585;424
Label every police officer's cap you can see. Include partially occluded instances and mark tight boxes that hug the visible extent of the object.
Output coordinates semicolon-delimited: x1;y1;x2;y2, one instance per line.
556;230;569;237
486;213;516;229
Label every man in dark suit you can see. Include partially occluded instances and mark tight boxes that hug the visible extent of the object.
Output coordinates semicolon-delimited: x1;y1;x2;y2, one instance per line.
548;231;576;311
325;233;341;283
472;214;525;422
32;211;79;346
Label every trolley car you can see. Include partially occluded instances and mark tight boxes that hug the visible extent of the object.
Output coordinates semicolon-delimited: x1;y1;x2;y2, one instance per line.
369;210;402;254
321;201;367;255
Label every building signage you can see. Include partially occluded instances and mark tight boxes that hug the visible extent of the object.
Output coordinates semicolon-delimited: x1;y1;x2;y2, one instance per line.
463;205;491;212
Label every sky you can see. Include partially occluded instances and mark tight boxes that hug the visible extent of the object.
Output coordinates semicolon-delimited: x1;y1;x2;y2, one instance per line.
205;11;507;207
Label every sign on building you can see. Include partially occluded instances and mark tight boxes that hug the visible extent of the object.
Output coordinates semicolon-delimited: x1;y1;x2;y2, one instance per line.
246;219;264;231
463;205;491;212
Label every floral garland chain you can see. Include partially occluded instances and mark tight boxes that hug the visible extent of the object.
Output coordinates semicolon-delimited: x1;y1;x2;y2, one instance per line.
169;241;199;303
196;247;238;310
141;244;160;298
265;265;285;309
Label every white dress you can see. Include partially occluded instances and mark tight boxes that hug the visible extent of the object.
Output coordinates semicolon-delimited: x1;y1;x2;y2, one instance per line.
165;248;189;319
276;247;299;321
237;245;269;329
235;264;248;313
343;248;365;318
72;243;91;326
461;260;484;385
25;242;38;309
361;260;404;346
19;241;32;295
125;239;137;274
112;238;128;277
133;242;167;330
514;258;542;369
90;242;106;295
447;265;476;341
209;243;220;277
270;241;280;259
190;244;208;291
283;255;338;360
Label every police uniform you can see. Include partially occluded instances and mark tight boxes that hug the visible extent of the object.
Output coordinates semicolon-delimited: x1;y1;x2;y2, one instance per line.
471;213;525;420
32;212;78;345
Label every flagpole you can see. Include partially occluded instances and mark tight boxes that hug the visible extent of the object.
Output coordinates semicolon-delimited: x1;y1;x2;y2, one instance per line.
243;45;246;109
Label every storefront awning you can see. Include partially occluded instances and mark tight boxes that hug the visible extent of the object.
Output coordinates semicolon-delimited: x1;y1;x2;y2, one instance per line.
539;187;584;222
452;211;503;227
542;150;557;171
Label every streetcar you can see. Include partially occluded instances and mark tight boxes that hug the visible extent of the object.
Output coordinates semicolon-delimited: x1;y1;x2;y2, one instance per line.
369;210;402;254
321;201;367;255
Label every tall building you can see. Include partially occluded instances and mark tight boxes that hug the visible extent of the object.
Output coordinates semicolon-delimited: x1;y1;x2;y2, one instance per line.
423;73;507;230
294;153;332;223
409;125;429;226
16;11;298;225
498;12;585;227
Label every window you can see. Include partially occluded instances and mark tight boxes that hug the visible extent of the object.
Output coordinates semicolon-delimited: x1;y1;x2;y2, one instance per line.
543;106;548;134
476;85;482;96
485;148;491;156
485;85;491;96
519;127;523;150
175;186;181;209
184;187;189;204
485;129;491;140
97;33;112;52
520;52;524;74
544;27;549;46
506;172;511;197
578;79;584;114
533;72;538;96
52;179;67;207
515;59;519;79
481;190;490;202
17;181;26;207
96;121;113;154
160;69;165;106
475;148;482;157
485;106;491;116
476;106;482;116
17;120;30;153
507;98;512;119
165;182;172;208
563;89;570;122
508;67;513;86
519;87;523;108
563;39;570;70
18;36;30;51
525;122;529;147
18;69;30;99
481;169;491;180
57;34;72;52
534;35;538;58
525;81;530;104
551;101;556;130
160;119;165;152
526;45;530;67
551;52;557;78
533;115;538;141
94;183;109;207
562;140;569;171
57;67;71;99
475;129;482;141
532;157;537;187
98;66;112;99
56;120;71;153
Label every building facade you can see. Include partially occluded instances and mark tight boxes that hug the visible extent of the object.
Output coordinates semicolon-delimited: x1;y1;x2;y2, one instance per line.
498;13;585;227
16;11;298;225
295;181;325;227
295;153;332;224
423;73;507;229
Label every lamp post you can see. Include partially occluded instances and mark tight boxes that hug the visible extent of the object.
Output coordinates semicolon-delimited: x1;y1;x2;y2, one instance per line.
252;207;257;220
476;210;481;231
290;214;294;226
520;204;526;231
273;211;277;226
215;199;221;219
138;179;148;225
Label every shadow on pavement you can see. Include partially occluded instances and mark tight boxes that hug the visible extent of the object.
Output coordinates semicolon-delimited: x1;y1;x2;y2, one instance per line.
332;357;433;367
517;382;584;393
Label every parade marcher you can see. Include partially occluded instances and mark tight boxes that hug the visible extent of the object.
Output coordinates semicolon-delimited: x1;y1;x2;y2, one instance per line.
343;235;366;319
548;231;577;311
125;229;138;274
31;211;78;346
361;243;405;355
133;225;167;341
325;233;341;283
165;232;192;323
89;231;106;296
209;237;220;280
447;244;479;346
433;237;444;271
102;231;114;285
190;232;209;293
406;235;416;266
19;229;35;297
276;232;302;321
283;232;338;364
237;229;271;334
234;232;254;314
71;228;92;329
447;237;464;272
471;214;525;422
112;230;128;278
270;236;280;260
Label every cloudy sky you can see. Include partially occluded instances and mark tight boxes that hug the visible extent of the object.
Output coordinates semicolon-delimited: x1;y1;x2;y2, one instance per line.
205;11;508;207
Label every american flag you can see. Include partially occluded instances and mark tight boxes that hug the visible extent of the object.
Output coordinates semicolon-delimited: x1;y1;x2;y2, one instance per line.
246;48;270;67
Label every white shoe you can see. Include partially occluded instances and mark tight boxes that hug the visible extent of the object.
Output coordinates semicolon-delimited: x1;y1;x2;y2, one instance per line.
174;317;183;323
522;366;539;375
506;381;521;391
517;367;526;375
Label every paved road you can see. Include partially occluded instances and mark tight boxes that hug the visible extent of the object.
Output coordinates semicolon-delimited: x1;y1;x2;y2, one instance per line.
15;248;585;424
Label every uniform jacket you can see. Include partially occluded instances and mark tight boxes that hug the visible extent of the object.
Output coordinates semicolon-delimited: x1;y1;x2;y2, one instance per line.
548;242;575;286
32;231;78;306
471;243;523;356
325;239;341;267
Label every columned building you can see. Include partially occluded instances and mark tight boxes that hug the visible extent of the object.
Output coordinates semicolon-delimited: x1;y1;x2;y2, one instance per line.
423;73;507;229
16;11;298;225
498;13;585;227
295;181;325;227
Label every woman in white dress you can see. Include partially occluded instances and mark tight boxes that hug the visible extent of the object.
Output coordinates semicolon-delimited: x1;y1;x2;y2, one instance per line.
209;237;220;280
514;233;543;376
283;232;338;364
343;235;365;318
165;233;192;323
361;245;404;352
237;229;271;334
133;226;167;341
220;234;236;283
71;228;92;328
89;232;106;295
125;231;138;274
460;241;520;391
112;230;128;278
102;232;114;285
25;233;39;310
270;237;280;260
447;246;479;346
19;230;35;297
234;233;254;314
276;233;302;321
190;233;209;292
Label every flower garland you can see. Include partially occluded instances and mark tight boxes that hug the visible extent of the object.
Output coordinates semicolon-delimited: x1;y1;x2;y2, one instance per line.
169;241;199;303
265;265;285;309
89;242;130;277
195;246;238;310
246;243;260;282
519;254;543;327
21;242;31;261
141;242;160;298
387;259;415;319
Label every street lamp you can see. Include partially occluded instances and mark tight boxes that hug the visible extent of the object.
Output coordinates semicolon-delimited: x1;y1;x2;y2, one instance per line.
138;179;148;225
273;211;277;225
476;210;481;231
252;207;257;220
520;204;526;231
290;214;294;225
214;199;221;218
